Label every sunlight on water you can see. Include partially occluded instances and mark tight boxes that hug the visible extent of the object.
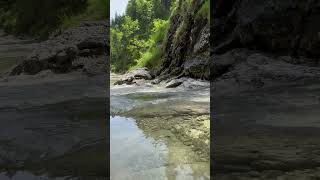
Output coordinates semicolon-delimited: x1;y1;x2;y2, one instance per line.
110;116;210;180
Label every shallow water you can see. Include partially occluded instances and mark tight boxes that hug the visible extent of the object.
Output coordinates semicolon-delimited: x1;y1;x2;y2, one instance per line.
110;75;210;179
111;116;210;180
110;74;209;114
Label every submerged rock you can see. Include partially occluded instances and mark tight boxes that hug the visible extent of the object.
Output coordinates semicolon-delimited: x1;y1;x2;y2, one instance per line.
121;100;210;158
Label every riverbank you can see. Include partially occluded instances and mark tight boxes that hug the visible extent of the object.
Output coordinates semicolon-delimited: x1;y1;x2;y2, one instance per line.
0;21;109;179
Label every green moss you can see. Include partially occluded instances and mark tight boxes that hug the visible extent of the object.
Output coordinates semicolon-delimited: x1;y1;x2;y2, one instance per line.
196;0;210;20
173;19;188;47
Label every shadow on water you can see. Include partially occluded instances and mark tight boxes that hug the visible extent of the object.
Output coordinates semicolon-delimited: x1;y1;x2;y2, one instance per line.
111;116;210;180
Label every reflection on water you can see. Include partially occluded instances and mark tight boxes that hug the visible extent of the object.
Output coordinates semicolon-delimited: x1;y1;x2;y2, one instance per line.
111;116;210;180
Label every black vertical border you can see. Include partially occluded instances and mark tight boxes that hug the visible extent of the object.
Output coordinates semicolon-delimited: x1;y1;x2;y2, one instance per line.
106;0;111;178
210;0;215;177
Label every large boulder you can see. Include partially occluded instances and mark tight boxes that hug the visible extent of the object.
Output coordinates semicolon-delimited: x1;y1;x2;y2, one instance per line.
113;68;153;85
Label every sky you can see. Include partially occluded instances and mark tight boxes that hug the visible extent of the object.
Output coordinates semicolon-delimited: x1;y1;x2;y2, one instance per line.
110;0;129;20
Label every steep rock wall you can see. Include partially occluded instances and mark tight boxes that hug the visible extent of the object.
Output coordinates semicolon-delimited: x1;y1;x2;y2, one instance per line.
213;0;320;58
159;0;210;80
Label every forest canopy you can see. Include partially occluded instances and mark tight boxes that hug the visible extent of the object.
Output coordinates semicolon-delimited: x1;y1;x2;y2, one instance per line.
111;0;173;73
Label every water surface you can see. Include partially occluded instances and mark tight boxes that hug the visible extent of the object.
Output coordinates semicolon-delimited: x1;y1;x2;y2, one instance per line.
110;75;210;179
111;116;210;180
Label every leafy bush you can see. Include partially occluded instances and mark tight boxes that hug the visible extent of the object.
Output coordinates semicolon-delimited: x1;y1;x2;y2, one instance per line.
134;19;169;70
111;0;173;73
134;48;162;69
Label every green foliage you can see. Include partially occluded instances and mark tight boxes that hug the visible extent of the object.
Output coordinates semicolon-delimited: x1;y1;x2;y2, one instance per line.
111;16;150;73
134;19;169;69
134;48;162;69
111;0;209;73
111;0;173;73
0;0;109;38
150;19;169;45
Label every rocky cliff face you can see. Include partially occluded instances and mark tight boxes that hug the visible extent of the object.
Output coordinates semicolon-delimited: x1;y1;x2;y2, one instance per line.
158;0;210;80
214;0;320;59
213;0;320;90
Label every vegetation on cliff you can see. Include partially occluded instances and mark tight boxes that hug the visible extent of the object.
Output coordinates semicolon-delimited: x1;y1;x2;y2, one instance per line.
111;0;210;75
110;0;173;73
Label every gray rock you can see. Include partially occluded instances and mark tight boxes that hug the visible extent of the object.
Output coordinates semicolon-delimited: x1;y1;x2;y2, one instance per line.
8;20;109;76
165;79;183;88
151;78;162;84
113;68;153;86
55;51;69;64
131;68;153;80
213;0;320;58
114;76;134;85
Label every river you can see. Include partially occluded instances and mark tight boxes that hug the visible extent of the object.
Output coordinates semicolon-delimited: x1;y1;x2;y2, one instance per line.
110;74;211;180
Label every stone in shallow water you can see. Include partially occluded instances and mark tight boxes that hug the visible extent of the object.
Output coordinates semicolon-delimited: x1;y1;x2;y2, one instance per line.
165;79;183;88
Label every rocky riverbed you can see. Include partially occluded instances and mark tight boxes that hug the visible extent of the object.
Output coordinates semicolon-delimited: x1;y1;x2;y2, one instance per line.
0;21;109;179
111;71;211;179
